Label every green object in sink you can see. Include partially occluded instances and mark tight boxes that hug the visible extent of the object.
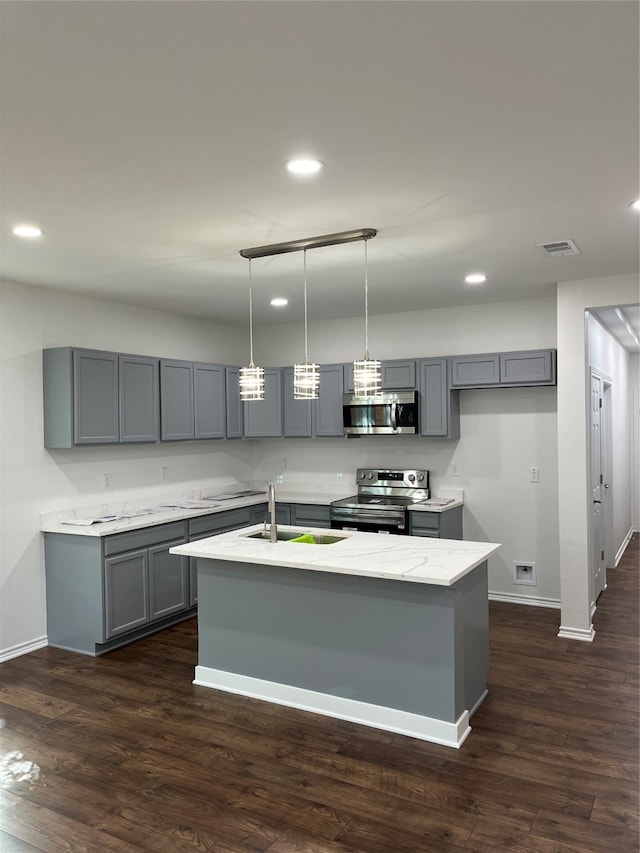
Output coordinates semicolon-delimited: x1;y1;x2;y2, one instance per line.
288;533;318;544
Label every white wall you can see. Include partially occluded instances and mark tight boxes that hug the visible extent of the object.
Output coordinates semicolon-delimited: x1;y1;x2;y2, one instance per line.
556;273;639;641
0;279;254;658
587;312;635;558
256;296;560;605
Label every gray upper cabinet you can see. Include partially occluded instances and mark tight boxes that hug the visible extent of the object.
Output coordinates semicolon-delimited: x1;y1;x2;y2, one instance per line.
499;349;556;385
314;363;345;437
74;350;119;444
344;359;417;392
119;355;159;443
193;363;226;440
418;358;460;439
225;367;244;439
243;368;283;438
450;354;500;388
283;367;312;437
160;359;195;440
451;349;556;389
44;347;157;448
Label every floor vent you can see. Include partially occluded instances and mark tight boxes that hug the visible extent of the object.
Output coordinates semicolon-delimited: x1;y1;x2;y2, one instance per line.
537;239;580;256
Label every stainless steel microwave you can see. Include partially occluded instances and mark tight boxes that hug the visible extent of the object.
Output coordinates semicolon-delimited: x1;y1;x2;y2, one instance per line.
342;390;419;436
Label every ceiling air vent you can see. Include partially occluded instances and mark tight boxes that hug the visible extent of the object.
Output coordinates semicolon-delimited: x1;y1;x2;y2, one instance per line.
537;239;580;257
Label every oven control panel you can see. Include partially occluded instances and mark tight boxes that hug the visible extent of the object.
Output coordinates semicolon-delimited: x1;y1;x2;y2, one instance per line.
356;468;429;487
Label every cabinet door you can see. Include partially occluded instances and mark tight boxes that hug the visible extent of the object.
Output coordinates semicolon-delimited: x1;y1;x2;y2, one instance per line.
275;504;292;525
194;363;226;439
499;350;556;385
283;368;312;437
450;354;500;388
104;549;149;638
419;359;460;438
119;355;159;443
381;360;416;389
73;350;119;444
225;367;244;439
243;369;283;438
313;364;345;437
160;360;195;440
148;540;189;620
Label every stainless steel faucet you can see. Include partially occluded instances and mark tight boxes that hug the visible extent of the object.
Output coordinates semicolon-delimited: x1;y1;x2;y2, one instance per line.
268;483;277;543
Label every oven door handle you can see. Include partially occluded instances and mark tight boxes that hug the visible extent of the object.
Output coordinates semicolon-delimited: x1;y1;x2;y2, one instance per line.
390;402;398;432
331;509;405;524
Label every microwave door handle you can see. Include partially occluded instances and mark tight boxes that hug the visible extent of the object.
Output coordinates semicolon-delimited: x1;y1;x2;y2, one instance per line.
391;402;398;432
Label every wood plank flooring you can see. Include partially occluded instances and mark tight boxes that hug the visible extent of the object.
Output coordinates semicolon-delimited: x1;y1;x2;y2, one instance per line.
1;535;638;852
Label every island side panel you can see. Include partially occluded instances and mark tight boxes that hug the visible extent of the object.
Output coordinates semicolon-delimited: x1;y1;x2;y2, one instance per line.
197;558;468;724
459;561;489;714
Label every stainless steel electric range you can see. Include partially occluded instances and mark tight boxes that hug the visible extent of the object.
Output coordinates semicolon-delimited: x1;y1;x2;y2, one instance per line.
330;467;430;535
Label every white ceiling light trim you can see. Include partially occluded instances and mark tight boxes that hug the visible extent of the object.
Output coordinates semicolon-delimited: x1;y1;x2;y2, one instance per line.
286;157;324;175
630;199;640;211
465;273;487;285
13;224;43;238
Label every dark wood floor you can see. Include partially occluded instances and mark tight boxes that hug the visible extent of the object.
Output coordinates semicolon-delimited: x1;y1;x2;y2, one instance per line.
1;537;638;852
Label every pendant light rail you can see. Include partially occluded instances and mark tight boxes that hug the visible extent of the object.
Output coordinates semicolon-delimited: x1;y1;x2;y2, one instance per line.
240;228;377;260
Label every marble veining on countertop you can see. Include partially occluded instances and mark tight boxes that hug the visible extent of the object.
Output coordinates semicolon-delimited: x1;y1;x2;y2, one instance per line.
172;524;498;587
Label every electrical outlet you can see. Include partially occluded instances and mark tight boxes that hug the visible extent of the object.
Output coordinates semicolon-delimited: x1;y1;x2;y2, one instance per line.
161;466;167;481
451;463;459;477
103;473;111;489
529;467;540;483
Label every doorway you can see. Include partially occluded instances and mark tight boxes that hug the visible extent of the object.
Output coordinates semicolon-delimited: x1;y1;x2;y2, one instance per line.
589;369;612;609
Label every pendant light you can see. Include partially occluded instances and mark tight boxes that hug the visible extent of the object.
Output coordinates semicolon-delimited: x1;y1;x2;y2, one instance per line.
353;237;381;396
239;258;265;401
293;249;320;399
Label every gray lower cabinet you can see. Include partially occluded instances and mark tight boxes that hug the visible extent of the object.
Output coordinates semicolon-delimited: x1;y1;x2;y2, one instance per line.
418;358;460;439
450;349;556;388
45;520;192;656
243;368;283;438
292;503;331;528
409;506;463;539
187;505;267;603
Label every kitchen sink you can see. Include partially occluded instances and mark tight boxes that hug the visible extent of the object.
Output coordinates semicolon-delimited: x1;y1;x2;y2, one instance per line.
243;530;349;545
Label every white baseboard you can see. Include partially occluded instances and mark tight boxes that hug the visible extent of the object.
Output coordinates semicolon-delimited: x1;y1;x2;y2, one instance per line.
0;636;48;663
557;624;596;642
489;591;561;609
194;665;472;749
614;527;635;567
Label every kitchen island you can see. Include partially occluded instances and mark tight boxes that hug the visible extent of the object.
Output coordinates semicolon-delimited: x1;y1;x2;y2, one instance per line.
172;526;500;748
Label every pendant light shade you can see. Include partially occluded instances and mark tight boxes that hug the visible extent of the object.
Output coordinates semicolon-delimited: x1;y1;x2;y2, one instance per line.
239;258;265;401
293;250;319;399
353;238;381;396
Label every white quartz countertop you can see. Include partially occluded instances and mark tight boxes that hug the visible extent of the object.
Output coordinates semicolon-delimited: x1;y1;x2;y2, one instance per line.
39;486;463;537
171;524;499;587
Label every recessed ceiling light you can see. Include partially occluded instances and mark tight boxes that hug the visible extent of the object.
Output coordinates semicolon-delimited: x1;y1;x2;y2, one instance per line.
13;224;43;238
465;273;487;285
286;157;323;176
630;199;640;211
270;297;288;307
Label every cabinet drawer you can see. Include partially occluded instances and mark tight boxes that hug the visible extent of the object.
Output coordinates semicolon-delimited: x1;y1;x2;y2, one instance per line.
104;521;186;556
410;529;440;538
292;504;331;526
188;507;253;537
409;512;439;531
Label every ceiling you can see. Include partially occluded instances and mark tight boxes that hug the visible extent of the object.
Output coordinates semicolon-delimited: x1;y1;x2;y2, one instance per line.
1;2;638;347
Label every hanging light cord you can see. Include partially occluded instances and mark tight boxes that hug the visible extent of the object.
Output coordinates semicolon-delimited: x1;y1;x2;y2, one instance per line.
248;258;254;367
364;238;370;358
303;249;309;363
